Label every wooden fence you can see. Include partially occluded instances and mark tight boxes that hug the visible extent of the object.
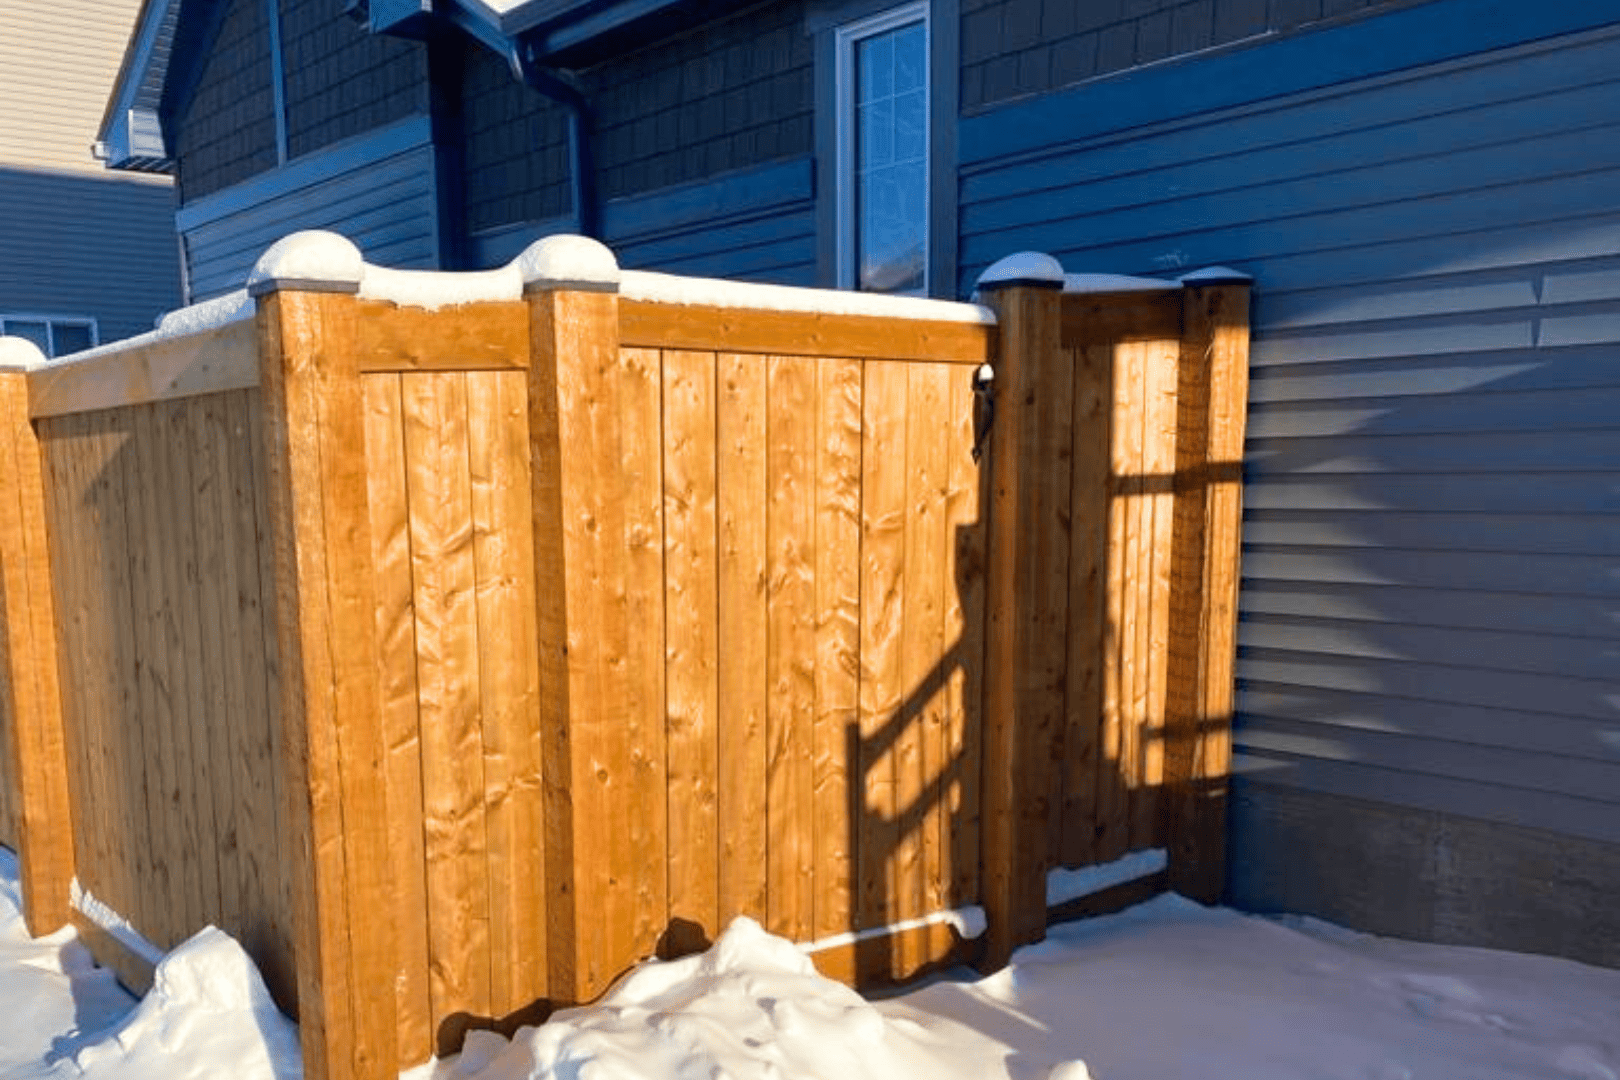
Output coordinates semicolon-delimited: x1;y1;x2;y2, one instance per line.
0;236;1249;1080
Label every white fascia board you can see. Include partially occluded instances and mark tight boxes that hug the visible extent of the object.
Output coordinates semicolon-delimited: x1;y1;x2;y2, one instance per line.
98;0;180;169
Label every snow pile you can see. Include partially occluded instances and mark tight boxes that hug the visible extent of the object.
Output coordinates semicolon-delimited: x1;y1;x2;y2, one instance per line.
899;895;1620;1080
0;852;132;1074
416;916;1012;1080
1;921;299;1080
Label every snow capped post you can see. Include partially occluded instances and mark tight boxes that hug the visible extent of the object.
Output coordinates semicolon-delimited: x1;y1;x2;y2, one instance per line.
0;336;75;938
520;236;672;1006
248;231;399;1080
973;252;1070;970
1163;266;1252;906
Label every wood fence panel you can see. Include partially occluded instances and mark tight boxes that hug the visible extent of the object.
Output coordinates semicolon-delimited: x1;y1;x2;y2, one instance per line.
857;360;906;978
715;354;769;927
364;373;432;1062
810;358;861;978
662;349;720;954
902;362;951;975
944;370;986;909
616;346;667;969
1134;328;1181;852
189;394;243;947
230;389;294;1011
96;413;155;950
766;355;816;944
0;371;72;933
402;371;492;1046
1060;339;1111;868
467;369;546;1022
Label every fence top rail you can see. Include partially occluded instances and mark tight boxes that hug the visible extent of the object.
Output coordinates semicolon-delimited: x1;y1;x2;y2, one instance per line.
21;292;259;420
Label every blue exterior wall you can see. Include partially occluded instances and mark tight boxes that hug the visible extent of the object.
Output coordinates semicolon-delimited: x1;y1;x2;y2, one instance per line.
957;0;1620;964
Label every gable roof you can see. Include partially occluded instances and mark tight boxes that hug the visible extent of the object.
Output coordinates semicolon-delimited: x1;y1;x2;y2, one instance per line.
97;0;748;172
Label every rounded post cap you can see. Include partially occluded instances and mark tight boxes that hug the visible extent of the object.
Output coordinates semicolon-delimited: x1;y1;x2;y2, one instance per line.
515;234;621;293
975;251;1066;291
0;336;48;371
1178;265;1252;285
247;230;365;297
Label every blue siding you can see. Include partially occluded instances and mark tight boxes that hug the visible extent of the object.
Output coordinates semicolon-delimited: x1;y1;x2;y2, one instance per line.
468;158;817;287
959;12;1620;843
178;116;438;300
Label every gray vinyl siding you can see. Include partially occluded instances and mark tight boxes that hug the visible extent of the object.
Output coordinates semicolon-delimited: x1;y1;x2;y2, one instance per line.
0;0;181;346
178;119;438;300
957;7;1620;846
0;170;181;343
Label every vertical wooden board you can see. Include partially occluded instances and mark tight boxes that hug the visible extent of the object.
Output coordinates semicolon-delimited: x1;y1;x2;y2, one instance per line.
1095;339;1134;864
364;374;432;1061
0;381;76;933
715;354;768;927
662;351;720;954
35;421;98;907
402;371;492;1038
99;412;160;936
1123;343;1153;857
261;289;399;1078
243;391;296;1010
943;368;985;907
170;398;229;933
467;369;547;1017
1061;341;1110;869
858;360;906;978
224;389;293;1011
1135;336;1180;851
187;395;243;935
812;358;861;970
765;355;816;944
132;401;203;948
902;362;950;973
534;290;623;1002
616;347;667;965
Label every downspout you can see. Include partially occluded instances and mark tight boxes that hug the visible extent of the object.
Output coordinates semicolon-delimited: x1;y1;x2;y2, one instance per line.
512;43;600;240
436;5;602;240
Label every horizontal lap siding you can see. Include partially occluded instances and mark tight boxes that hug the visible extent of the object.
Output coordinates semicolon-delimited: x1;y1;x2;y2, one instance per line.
182;143;437;301
961;21;1620;841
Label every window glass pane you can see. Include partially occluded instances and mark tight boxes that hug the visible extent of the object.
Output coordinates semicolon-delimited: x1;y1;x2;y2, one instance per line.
858;98;894;170
858;33;893;100
894;88;926;162
5;320;49;354
52;322;94;356
850;16;926;295
894;23;925;92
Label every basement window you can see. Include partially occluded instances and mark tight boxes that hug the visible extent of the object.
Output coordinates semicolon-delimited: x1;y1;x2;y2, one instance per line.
836;2;929;295
0;315;98;358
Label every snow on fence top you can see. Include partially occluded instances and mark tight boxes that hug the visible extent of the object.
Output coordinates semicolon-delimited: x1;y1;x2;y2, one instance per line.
247;230;997;323
974;251;1253;296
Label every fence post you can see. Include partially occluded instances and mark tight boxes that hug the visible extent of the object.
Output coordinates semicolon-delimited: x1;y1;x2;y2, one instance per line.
1165;269;1251;904
522;236;669;1005
975;254;1070;970
251;234;399;1080
0;338;74;935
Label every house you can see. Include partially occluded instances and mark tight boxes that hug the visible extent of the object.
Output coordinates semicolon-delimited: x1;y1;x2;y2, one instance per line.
101;0;1619;968
0;0;181;355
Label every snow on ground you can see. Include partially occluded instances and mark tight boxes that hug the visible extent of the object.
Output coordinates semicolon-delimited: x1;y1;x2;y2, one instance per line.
0;848;1615;1080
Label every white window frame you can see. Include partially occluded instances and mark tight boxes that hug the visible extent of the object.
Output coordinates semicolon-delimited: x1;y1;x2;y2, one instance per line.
835;1;930;294
0;314;100;358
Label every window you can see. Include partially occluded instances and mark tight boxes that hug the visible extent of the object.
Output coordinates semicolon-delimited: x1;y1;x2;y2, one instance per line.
0;315;98;358
836;3;928;294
